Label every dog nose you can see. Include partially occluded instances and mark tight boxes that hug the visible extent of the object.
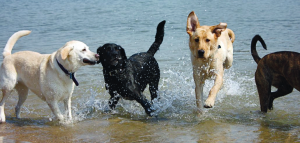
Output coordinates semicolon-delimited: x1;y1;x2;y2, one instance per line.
95;54;100;59
198;50;205;57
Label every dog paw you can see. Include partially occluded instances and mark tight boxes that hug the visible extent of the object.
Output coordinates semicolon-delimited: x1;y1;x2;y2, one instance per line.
0;118;5;123
55;114;64;122
0;112;5;123
204;99;215;108
145;107;155;117
102;104;111;112
16;114;21;119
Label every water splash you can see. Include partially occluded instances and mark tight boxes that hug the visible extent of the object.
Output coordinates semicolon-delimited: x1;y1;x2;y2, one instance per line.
71;64;258;123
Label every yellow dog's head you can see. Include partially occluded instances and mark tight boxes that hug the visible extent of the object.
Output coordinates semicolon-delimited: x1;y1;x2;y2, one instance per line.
187;11;227;60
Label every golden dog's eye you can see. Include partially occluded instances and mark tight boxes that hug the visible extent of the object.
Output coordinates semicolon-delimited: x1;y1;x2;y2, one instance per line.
206;39;210;42
195;38;199;42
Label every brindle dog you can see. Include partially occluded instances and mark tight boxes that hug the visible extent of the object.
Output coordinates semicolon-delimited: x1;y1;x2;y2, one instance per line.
251;35;300;113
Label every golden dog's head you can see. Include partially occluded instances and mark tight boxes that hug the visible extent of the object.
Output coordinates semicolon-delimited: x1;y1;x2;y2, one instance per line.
187;11;227;60
56;41;99;71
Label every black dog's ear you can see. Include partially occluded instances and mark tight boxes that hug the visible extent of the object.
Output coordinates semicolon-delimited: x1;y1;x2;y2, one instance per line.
97;46;103;54
119;46;127;60
96;46;102;64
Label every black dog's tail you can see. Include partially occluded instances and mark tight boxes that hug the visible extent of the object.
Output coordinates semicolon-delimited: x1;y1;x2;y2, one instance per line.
251;35;267;64
147;20;166;56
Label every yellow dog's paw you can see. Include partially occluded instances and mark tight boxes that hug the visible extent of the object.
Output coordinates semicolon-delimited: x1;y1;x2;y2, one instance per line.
204;99;215;108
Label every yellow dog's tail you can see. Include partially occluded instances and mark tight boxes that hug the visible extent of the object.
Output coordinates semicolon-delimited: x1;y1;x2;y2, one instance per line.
227;29;235;43
251;35;267;64
3;30;31;58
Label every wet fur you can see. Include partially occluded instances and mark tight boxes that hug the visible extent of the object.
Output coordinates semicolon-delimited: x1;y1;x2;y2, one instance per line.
251;35;300;112
97;20;165;116
186;11;235;113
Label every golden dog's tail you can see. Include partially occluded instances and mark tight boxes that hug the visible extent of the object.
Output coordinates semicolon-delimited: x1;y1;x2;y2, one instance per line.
3;30;31;58
227;29;235;43
251;35;267;64
147;20;165;56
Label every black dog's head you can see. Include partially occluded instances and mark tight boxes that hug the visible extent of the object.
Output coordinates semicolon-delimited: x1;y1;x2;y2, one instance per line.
97;43;127;68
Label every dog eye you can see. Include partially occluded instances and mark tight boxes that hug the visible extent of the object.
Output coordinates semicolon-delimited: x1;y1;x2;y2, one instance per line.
206;39;210;42
82;49;86;51
195;38;199;42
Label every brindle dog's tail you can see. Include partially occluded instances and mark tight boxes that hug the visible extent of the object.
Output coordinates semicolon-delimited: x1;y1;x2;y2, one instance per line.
251;35;267;64
147;20;166;56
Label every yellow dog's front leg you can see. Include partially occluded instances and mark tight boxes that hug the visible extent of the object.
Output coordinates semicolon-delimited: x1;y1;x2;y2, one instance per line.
204;68;224;108
193;68;206;115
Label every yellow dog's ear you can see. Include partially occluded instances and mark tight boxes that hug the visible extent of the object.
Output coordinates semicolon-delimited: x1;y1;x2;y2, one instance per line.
61;46;73;60
211;23;227;38
187;11;200;36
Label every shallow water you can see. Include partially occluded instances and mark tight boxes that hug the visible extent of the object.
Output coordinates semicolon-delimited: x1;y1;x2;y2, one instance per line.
1;0;300;142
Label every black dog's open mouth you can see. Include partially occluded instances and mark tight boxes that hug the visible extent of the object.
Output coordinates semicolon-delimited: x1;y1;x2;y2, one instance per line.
110;57;122;66
111;59;119;66
83;58;97;65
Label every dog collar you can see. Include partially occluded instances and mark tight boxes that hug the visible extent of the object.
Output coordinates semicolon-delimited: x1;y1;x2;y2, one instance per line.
56;59;79;86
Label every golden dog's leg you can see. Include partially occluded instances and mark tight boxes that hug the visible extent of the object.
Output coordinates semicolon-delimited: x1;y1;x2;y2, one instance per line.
0;90;12;123
204;69;224;108
15;84;29;118
47;101;64;121
63;96;72;121
0;103;6;123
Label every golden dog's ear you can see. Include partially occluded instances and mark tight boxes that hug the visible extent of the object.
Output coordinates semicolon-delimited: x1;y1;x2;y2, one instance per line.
61;46;73;60
187;11;200;36
211;23;227;38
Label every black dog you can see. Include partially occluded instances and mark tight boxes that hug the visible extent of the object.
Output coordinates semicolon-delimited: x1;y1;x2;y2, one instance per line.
97;20;165;116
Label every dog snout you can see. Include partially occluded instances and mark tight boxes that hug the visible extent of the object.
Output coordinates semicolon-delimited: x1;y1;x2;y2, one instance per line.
95;54;100;59
112;51;118;56
198;50;205;58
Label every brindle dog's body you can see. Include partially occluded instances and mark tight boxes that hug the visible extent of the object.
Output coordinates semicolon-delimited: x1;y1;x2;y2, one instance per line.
251;35;300;112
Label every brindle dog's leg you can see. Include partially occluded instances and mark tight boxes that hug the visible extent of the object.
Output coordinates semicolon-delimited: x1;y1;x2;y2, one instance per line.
269;75;293;110
255;66;272;112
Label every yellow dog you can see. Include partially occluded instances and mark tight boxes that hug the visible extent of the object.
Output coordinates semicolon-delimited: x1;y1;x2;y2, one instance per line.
186;11;235;113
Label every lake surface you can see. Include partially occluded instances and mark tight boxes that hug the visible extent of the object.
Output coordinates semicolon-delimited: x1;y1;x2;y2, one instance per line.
0;0;300;142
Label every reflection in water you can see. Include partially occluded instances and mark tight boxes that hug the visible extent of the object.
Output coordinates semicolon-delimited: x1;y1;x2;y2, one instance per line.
258;120;300;142
0;136;31;143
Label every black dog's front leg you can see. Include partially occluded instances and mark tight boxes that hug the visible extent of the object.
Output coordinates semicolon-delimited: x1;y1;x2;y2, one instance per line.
108;91;120;110
134;95;154;116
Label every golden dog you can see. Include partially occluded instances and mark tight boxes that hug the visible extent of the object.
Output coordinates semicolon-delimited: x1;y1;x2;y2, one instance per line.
186;11;235;113
0;30;99;123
